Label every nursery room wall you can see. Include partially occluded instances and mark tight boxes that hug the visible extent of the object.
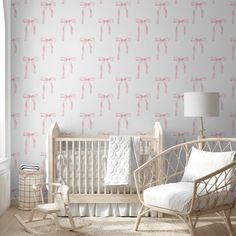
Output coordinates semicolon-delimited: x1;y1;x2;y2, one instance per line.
10;0;236;198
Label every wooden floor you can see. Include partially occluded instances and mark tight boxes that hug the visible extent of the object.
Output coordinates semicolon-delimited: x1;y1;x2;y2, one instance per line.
1;206;236;236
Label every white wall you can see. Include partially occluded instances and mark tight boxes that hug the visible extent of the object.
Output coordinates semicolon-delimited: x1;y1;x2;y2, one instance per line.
10;0;236;198
0;0;5;157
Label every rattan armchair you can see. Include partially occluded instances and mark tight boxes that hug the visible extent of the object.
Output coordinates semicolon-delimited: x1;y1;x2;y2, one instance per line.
134;138;236;236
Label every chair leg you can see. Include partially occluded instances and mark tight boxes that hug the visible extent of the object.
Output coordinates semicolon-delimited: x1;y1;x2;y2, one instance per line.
134;204;151;231
66;207;76;229
222;209;234;236
27;208;36;222
188;215;196;236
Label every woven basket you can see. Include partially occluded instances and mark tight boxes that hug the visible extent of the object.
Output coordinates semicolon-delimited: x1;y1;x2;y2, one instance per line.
18;170;44;210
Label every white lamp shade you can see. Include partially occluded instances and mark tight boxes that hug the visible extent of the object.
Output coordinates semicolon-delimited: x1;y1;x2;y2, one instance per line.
184;92;219;117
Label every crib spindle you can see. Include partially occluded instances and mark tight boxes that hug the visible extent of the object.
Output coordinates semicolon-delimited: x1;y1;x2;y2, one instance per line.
66;141;69;186
78;141;81;194
97;141;100;194
91;141;94;194
85;141;88;194
72;141;75;193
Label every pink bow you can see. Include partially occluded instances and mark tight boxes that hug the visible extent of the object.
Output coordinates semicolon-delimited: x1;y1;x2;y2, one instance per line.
11;77;20;94
40;112;56;134
174;57;188;80
174;18;188;41
230;2;236;24
23;57;38;80
155;1;169;24
60;18;76;41
116;1;130;24
98;18;113;41
80;76;95;99
11;1;20;18
173;94;184;116
191;1;206;24
191;77;207;91
116;77;131;99
41;1;56;24
80;37;95;60
11;113;20;129
136;94;151;116
11;38;19;54
211;18;225;41
219;93;225;111
155;77;170;99
41;37;56;60
116;113;131;134
23;19;38;41
155;37;169;60
155;113;169;128
80;113;95;135
116;37;130;60
230;77;236;99
191;37;206;60
23;94;38;116
230;112;236;134
136;18;151;41
80;2;94;24
40;76;56;99
23;132;38;154
136;57;150;80
211;57;225;80
60;57;76;79
98;94;113;116
231;37;236;60
11;152;20;169
98;57;113;79
60;94;76;116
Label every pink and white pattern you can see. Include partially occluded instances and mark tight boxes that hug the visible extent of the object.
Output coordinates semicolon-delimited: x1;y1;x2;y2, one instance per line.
80;76;95;99
80;113;95;135
10;0;236;197
41;1;56;24
23;132;38;154
60;18;76;41
80;37;95;60
60;57;76;79
116;1;130;24
191;1;206;24
60;94;76;116
40;76;56;99
41;37;56;60
98;94;113;116
155;76;170;99
23;57;38;80
11;38;20;54
136;93;151;116
23;94;38;116
136;57;150;79
23;19;38;41
116;77;131;99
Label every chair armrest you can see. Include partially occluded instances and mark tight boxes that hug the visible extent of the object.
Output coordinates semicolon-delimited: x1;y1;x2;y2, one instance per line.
134;151;184;204
188;161;236;213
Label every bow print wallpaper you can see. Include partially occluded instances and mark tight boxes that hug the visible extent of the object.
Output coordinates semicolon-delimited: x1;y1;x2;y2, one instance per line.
11;0;236;198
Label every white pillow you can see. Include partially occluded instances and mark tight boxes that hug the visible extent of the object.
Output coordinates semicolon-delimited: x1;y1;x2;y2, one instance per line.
181;147;235;184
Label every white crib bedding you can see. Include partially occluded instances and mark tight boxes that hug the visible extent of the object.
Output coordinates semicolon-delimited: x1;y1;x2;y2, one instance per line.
56;150;148;192
55;150;148;216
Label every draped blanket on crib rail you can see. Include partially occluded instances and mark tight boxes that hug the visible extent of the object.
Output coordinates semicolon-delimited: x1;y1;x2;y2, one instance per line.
105;136;140;186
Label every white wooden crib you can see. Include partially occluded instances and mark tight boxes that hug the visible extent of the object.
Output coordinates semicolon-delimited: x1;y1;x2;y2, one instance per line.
47;122;164;216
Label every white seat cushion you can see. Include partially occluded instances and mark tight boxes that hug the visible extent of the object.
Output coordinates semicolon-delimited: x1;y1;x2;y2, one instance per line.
143;182;234;213
143;182;194;212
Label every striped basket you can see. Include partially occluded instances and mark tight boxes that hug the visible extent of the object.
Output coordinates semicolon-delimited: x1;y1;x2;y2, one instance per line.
18;170;44;210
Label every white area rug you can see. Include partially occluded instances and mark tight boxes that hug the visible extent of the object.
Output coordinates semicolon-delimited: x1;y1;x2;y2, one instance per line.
10;215;236;236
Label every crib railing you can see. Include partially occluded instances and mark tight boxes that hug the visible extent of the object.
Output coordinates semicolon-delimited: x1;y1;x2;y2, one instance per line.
48;122;163;204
